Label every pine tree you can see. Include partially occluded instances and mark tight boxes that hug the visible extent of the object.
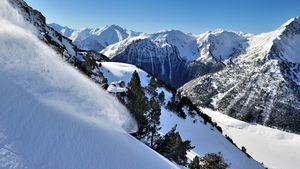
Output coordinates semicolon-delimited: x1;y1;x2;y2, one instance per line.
188;156;201;169
158;91;165;103
148;76;158;96
199;152;229;169
155;125;194;165
127;70;150;139
149;76;158;90
146;97;162;148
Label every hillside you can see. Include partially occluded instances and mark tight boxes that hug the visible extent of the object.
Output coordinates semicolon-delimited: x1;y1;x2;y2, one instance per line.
0;1;180;168
100;62;265;169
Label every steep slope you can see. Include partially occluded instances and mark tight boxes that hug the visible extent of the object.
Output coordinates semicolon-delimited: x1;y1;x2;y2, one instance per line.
100;62;265;169
0;1;179;168
49;23;141;52
180;17;300;133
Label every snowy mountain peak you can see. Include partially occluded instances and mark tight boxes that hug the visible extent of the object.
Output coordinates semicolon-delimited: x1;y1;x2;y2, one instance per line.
196;29;249;62
265;16;300;63
281;16;300;28
49;23;141;52
156;29;190;36
102;24;126;31
48;23;74;37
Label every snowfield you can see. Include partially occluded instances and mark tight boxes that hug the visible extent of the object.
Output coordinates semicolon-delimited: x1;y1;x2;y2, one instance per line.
202;108;300;169
0;0;179;168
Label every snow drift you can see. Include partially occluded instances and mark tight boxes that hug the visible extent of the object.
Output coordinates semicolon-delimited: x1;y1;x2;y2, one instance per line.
0;0;178;168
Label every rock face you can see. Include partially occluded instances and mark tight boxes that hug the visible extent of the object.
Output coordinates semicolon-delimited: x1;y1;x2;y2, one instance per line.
108;37;189;87
9;0;109;84
180;17;300;134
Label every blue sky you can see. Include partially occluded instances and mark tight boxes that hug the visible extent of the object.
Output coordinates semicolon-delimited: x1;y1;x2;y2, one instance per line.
25;0;300;34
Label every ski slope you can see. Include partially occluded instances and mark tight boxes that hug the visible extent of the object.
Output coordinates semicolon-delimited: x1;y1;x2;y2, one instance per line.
202;108;300;169
0;1;179;168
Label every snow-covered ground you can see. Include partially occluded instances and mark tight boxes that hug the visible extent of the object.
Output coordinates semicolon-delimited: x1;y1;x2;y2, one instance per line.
159;107;264;169
202;108;300;169
100;62;150;86
0;1;179;168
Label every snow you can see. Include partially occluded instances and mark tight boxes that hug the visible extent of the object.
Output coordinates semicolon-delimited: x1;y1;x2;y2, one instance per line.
0;1;179;168
202;108;300;169
100;62;150;86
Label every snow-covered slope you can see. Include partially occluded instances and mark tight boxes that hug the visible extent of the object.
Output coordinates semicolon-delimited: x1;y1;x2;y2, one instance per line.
202;108;300;169
0;1;180;168
49;23;141;52
99;61;264;169
100;62;149;86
